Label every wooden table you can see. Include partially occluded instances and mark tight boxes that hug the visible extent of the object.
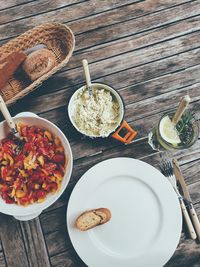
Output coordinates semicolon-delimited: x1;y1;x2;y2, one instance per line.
0;1;200;266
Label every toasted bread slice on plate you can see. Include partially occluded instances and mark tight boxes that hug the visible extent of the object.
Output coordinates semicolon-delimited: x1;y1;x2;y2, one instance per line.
75;208;111;231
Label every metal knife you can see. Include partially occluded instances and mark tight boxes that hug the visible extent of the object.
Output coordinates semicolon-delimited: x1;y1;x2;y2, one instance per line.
172;158;200;240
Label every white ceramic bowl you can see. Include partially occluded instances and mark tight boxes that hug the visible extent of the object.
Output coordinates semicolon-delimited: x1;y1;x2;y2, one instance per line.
0;112;73;221
68;83;124;138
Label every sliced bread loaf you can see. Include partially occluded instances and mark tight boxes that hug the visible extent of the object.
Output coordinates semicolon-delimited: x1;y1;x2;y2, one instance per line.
75;208;111;231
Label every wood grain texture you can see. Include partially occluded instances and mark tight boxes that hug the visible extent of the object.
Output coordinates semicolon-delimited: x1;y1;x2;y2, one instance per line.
9;37;200;122
66;15;200;71
50;249;85;267
73;0;200;51
0;252;6;267
0;0;85;25
166;206;200;267
69;0;193;36
0;0;195;50
0;0;141;41
12;24;200;104
20;218;51;267
0;214;29;267
0;0;35;11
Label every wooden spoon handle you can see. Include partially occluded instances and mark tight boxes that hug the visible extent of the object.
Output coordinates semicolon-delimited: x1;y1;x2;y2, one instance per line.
172;95;190;125
0;95;16;131
82;59;92;88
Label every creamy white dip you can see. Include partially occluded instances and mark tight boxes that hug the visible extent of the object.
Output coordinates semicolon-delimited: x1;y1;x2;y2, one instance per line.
72;88;120;137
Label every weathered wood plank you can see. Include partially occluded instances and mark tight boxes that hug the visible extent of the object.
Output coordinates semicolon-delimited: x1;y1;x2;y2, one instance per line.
73;0;200;51
0;0;85;24
68;15;200;71
0;252;6;267
166;205;200;267
41;207;68;235
5;8;197;91
70;0;192;36
125;83;200;120
74;30;200;80
0;0;35;11
31;34;200;101
50;249;85;267
0;0;142;41
0;214;29;267
45;229;71;257
20;218;51;267
10;33;200;119
0;0;85;25
181;159;200;186
11;50;200;132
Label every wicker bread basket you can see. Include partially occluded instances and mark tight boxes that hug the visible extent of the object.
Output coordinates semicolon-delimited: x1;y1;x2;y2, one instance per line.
0;23;75;105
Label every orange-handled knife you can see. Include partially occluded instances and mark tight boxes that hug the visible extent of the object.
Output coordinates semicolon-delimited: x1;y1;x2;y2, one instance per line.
172;158;200;240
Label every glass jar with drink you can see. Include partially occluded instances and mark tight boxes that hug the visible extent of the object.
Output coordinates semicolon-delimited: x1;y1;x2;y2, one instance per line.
148;95;199;151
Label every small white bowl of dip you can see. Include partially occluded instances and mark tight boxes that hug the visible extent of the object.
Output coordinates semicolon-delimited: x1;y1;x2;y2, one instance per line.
68;83;137;144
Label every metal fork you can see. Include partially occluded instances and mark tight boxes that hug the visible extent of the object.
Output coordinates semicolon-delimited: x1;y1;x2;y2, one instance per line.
160;160;197;240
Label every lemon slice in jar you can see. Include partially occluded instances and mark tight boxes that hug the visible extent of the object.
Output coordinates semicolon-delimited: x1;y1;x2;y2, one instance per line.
159;115;181;145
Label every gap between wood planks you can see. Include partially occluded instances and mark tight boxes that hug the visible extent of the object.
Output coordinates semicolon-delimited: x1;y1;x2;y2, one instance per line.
62;18;200;73
9;25;200;119
19;218;51;267
71;0;196;37
0;0;198;102
70;0;200;52
9;12;200;106
0;0;144;40
0;0;87;25
0;0;189;28
0;0;36;12
0;251;7;267
46;14;200;80
0;0;195;45
18;56;200;133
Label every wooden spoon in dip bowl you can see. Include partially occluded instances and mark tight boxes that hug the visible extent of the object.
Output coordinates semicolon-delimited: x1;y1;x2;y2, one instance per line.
82;59;93;96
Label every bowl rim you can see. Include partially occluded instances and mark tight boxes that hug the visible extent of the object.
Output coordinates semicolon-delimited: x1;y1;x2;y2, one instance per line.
68;82;125;138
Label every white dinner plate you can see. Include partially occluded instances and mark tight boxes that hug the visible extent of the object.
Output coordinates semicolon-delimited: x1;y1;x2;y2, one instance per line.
67;158;182;267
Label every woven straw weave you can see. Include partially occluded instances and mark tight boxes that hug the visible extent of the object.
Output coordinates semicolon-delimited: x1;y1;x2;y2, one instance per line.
0;23;75;105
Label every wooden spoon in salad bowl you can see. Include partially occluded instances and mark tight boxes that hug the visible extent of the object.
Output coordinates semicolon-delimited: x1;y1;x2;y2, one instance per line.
0;95;24;152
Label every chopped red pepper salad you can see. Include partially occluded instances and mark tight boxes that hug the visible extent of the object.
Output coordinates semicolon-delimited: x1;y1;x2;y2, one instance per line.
0;123;66;206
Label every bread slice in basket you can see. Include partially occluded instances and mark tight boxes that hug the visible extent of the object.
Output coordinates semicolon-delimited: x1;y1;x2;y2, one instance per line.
75;208;111;231
0;23;75;106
